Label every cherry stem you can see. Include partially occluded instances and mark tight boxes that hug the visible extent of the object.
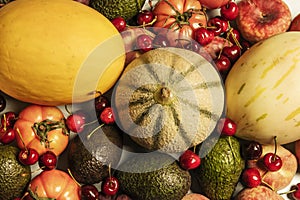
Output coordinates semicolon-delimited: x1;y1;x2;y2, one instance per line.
15;128;28;152
87;123;104;139
273;136;278;162
67;168;81;187
108;163;112;178
32;119;68;148
2;113;6;131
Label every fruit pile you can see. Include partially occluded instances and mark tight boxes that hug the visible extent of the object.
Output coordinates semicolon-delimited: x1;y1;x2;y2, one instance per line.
0;0;300;199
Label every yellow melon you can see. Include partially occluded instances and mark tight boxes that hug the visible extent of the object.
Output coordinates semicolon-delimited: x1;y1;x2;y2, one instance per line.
0;0;125;105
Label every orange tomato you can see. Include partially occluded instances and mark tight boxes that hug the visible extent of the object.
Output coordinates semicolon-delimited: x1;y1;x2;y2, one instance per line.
27;169;80;200
152;0;207;46
14;104;69;156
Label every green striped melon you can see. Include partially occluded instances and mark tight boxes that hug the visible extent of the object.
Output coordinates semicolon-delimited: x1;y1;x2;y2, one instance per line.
113;47;224;153
225;31;300;144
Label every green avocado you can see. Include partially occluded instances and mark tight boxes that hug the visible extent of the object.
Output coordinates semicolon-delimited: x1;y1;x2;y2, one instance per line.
190;136;245;200
89;0;146;20
0;145;31;200
68;124;123;185
115;152;191;200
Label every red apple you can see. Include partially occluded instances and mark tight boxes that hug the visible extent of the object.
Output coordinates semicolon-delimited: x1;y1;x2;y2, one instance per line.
234;185;284;200
289;13;300;31
235;0;292;43
247;144;297;190
199;0;229;9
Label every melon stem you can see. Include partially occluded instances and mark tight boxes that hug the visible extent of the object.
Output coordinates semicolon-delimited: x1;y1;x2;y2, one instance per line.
155;86;174;105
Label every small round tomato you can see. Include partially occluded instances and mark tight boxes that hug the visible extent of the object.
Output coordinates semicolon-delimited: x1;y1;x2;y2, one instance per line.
14;104;68;156
152;0;207;46
27;169;80;200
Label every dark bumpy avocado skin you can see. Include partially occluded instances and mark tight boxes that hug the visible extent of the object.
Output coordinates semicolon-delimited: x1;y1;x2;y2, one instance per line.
115;152;191;200
190;136;245;200
0;145;31;200
68;125;123;185
89;0;146;20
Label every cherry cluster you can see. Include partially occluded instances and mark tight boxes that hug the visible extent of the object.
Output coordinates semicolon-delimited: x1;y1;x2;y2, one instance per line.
241;138;283;187
110;1;251;81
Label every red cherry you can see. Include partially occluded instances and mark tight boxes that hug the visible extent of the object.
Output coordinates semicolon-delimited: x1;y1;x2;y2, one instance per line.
136;34;153;52
39;151;57;170
179;150;201;170
293;183;300;200
183;40;201;53
137;10;155;25
244;141;263;160
102;176;119;196
221;45;241;63
207;16;229;36
95;95;110;113
100;107;115;125
81;184;99;200
153;34;170;48
1;111;17;128
263;152;282;172
0;94;6;112
220;1;239;21
0;127;16;144
18;148;39;165
66;113;86;133
194;27;214;46
111;17;127;32
214;55;232;74
242;168;261;188
218;117;237;136
227;28;241;45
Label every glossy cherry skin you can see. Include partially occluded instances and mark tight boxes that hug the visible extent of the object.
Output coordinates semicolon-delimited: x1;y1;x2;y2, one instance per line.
220;1;239;21
1;111;17;128
18;148;39;165
184;41;201;53
111;17;127;32
179;150;201;170
39;151;57;170
194;27;214;46
66;113;86;133
137;10;155;25
222;45;241;63
227;29;241;45
100;107;115;125
293;183;300;200
214;55;232;73
244;141;263;160
263;153;282;172
136;34;153;52
0;95;6;112
95;95;110;113
102;177;119;196
153;34;170;48
242;168;261;188
207;16;229;36
218;117;237;136
81;184;99;200
0;127;16;144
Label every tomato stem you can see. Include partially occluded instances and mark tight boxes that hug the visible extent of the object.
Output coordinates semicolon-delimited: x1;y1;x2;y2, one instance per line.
32;119;68;148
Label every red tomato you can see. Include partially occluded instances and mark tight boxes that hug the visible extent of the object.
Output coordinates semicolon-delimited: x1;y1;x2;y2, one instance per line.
199;0;229;9
26;169;80;200
14;104;69;156
152;0;207;46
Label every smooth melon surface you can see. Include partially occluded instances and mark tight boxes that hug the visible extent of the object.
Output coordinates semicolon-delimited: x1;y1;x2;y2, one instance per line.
0;0;125;105
226;32;300;144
